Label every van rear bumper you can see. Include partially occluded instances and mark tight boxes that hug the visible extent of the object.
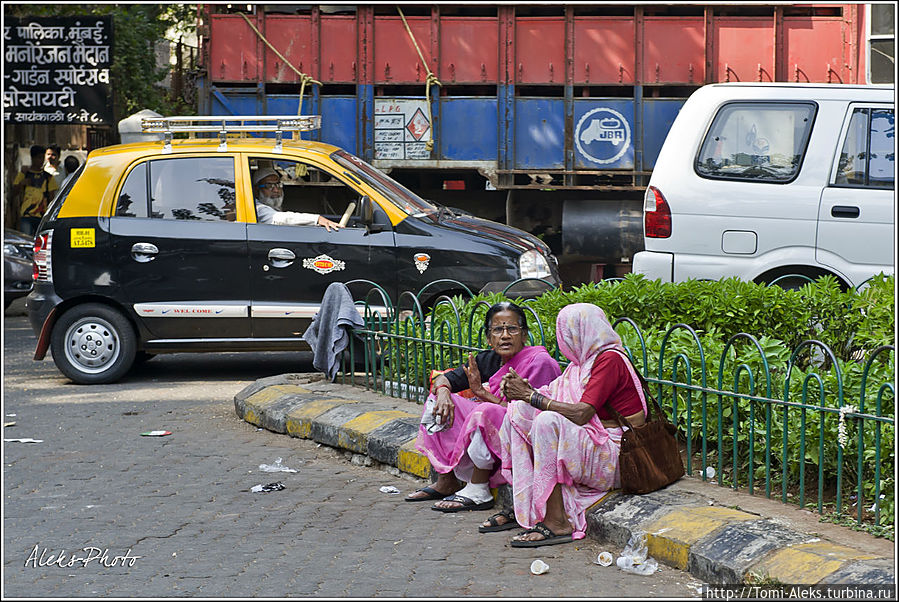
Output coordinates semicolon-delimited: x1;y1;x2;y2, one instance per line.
632;251;674;282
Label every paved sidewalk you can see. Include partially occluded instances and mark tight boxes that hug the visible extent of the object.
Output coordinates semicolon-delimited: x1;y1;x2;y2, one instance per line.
235;374;895;589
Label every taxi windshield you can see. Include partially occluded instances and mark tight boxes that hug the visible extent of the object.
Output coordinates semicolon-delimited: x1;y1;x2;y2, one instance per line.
331;149;439;219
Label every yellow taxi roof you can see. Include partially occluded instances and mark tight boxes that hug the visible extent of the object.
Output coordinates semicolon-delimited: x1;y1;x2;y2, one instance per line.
90;136;342;158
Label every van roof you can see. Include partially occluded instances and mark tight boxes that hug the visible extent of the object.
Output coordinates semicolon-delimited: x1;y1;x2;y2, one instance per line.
696;82;894;102
706;82;894;91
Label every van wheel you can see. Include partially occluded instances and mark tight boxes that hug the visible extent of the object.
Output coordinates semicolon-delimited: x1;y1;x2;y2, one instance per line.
766;274;815;291
50;304;137;384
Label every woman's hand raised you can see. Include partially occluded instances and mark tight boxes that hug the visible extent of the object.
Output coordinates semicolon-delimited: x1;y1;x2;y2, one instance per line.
461;353;488;399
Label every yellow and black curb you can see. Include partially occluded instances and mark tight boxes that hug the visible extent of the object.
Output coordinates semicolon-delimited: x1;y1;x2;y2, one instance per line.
235;375;894;587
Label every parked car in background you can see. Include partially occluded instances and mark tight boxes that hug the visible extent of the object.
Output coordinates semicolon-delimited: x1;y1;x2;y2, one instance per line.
633;83;895;289
4;228;34;309
26;116;559;384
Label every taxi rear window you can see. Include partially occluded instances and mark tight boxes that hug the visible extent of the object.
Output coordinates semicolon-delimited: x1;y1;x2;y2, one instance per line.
114;157;236;221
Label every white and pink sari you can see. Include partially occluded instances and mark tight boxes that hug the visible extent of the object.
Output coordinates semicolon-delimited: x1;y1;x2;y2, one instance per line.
415;345;560;487
499;303;647;540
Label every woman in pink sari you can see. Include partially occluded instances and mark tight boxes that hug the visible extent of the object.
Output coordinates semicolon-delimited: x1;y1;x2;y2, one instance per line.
405;302;561;513
499;303;648;546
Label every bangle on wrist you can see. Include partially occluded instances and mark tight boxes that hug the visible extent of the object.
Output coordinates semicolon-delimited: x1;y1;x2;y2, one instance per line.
435;383;451;394
546;399;553;412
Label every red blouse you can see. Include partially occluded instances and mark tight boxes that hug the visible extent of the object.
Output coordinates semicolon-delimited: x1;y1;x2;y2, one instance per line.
580;352;644;420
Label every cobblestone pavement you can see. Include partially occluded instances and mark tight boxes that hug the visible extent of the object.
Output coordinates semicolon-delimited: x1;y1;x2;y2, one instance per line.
2;313;703;597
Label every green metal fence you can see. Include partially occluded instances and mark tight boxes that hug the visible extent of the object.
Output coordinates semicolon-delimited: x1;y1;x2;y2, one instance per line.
339;278;895;532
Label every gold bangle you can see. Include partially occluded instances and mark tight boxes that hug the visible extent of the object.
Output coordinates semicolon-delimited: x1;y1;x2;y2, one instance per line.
546;399;552;412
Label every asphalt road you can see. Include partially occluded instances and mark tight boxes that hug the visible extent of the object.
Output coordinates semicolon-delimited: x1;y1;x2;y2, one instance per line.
3;306;703;597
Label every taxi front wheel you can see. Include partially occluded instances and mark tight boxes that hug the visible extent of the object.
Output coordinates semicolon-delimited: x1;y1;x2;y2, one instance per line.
50;303;137;385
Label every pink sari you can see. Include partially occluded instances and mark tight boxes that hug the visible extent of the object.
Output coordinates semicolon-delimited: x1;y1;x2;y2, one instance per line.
499;304;647;539
415;345;561;487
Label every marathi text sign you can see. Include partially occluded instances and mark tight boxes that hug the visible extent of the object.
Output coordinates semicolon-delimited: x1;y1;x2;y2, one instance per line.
3;16;113;125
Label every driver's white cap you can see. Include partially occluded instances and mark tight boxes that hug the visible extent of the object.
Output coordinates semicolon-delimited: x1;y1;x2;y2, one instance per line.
253;167;278;187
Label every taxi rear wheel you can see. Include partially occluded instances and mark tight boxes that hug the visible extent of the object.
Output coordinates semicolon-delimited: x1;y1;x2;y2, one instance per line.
50;303;137;384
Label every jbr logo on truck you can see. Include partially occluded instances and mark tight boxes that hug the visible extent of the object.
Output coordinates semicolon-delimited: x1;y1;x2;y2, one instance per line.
575;107;632;165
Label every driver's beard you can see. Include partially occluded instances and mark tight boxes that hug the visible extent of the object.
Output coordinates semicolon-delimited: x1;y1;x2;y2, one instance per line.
262;193;283;211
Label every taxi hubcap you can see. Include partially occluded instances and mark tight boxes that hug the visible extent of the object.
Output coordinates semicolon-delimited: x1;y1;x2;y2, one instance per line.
64;318;120;373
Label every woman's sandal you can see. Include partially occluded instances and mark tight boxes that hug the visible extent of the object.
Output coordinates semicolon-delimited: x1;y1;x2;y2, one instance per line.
404;486;450;502
510;521;573;547
479;510;519;533
431;494;495;513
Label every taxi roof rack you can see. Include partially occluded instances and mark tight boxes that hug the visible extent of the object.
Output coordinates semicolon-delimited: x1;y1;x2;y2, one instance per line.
140;115;322;154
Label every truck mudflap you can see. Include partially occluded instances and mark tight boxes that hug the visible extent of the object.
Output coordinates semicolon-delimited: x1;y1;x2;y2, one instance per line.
33;305;58;360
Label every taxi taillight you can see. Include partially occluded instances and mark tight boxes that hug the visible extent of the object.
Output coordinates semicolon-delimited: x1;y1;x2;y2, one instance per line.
33;230;52;282
643;186;672;238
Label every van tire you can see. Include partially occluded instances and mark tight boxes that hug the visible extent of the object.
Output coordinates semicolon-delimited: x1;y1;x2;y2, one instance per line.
757;268;848;291
50;303;137;384
765;274;815;291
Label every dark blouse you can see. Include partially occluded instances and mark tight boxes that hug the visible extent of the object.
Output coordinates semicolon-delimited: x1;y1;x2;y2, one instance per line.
442;350;501;393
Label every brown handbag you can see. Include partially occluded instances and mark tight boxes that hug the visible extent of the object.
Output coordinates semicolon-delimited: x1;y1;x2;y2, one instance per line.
608;358;685;495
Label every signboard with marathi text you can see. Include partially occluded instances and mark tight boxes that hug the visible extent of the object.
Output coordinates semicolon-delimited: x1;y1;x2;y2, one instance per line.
3;16;113;125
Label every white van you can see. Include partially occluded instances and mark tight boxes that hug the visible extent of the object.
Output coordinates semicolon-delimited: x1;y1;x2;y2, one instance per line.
633;83;895;289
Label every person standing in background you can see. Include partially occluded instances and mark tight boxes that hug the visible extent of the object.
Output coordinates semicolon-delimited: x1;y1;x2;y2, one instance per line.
61;155;81;188
12;145;58;236
43;145;65;189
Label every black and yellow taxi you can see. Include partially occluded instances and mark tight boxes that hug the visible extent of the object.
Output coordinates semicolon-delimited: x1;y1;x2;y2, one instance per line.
26;116;559;384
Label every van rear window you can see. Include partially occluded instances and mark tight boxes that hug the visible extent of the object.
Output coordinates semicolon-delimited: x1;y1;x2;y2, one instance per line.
695;102;816;183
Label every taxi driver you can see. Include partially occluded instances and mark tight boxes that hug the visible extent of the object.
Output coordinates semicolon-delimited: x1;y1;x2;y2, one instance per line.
253;167;342;231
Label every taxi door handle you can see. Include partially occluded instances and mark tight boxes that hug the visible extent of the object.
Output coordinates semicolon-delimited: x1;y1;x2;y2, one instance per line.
267;248;295;268
131;242;158;263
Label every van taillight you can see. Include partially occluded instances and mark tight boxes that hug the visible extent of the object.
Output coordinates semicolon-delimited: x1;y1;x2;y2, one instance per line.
644;186;671;238
33;230;52;282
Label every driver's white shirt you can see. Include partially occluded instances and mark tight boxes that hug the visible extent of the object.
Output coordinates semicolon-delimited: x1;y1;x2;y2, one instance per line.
255;201;319;226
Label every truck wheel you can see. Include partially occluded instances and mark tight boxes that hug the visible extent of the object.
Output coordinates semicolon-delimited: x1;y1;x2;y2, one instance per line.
50;303;137;384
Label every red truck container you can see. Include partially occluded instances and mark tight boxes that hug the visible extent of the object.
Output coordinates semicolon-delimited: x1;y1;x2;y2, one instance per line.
198;3;885;283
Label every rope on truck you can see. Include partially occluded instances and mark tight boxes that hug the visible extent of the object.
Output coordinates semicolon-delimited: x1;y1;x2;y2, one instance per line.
397;6;441;152
239;12;322;134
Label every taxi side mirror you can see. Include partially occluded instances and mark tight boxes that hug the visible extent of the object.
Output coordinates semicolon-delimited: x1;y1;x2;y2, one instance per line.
360;195;373;222
360;196;386;234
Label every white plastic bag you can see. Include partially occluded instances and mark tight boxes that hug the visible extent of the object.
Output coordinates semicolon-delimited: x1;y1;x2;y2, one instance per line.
616;533;659;575
420;396;447;434
258;457;298;473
